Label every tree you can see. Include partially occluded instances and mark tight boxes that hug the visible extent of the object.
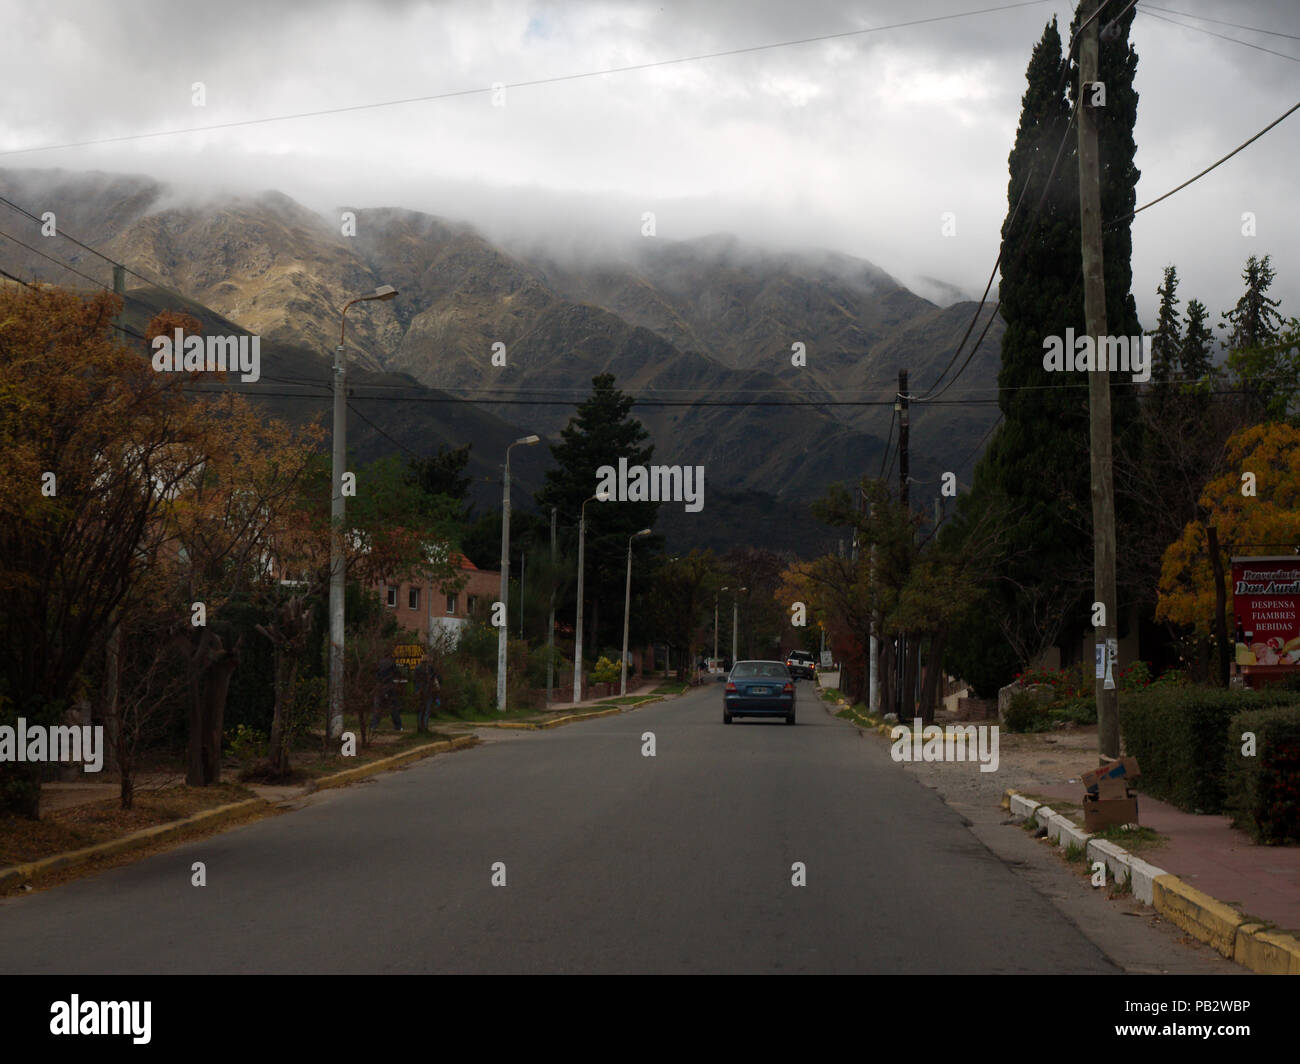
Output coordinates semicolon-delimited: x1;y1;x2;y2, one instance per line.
0;286;209;816
1222;255;1291;422
1157;422;1300;673
535;374;661;653
647;551;720;681
1180;298;1215;383
1149;265;1180;389
963;10;1142;676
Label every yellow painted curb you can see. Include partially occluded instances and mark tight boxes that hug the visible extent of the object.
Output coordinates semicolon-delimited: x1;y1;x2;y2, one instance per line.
1001;789;1020;811
1152;874;1246;958
0;797;266;891
313;734;477;790
1234;923;1300;975
470;707;623;731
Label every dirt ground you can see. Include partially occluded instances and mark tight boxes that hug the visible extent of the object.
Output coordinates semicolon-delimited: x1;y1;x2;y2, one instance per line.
853;701;1105;809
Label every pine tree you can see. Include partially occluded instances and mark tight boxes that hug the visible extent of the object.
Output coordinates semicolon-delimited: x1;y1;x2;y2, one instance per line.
535;373;661;652
1180;298;1214;384
956;11;1143;672
1149;265;1180;388
1221;254;1283;351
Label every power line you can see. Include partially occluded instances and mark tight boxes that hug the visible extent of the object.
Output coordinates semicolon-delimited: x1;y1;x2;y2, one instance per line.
1142;5;1300;42
0;2;1052;158
1138;8;1300;62
1107;99;1300;227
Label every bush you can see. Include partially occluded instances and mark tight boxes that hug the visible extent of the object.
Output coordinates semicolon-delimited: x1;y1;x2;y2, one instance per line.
1052;696;1097;726
1121;687;1300;814
225;723;267;762
590;656;621;685
526;644;567;689
1004;691;1052;733
1226;705;1300;843
439;656;495;717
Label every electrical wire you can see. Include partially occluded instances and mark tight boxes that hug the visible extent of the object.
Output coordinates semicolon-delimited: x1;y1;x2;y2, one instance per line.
0;1;1053;158
1138;8;1300;62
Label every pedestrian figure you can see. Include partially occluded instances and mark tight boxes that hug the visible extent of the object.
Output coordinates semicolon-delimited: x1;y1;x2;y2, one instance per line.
370;656;402;731
414;656;440;732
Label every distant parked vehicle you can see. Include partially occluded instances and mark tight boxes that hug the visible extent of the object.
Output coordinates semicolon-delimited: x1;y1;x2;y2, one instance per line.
784;649;816;680
724;660;796;725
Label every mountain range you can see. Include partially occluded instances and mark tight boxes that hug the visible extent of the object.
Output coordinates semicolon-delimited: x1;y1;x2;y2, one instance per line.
0;167;1003;555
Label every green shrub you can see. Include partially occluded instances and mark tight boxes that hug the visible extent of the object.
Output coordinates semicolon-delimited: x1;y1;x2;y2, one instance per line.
526;644;567;689
225;723;267;762
1121;687;1300;814
439;657;495;716
1004;691;1052;733
1226;705;1300;843
1052;696;1097;726
590;656;621;685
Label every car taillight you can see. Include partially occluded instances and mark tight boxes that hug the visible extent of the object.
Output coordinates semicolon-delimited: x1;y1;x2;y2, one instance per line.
726;682;737;692
783;682;794;693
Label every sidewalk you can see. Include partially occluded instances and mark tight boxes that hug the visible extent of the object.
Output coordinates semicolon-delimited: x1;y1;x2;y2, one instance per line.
1029;780;1300;932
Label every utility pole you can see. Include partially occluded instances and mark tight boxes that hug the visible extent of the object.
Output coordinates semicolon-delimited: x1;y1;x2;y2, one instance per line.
547;508;556;707
1078;0;1120;760
897;369;909;719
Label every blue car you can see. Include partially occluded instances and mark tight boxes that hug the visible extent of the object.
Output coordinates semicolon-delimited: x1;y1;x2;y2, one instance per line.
724;660;796;725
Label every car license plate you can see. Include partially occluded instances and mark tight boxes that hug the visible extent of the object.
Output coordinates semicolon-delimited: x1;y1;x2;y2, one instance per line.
750;686;769;695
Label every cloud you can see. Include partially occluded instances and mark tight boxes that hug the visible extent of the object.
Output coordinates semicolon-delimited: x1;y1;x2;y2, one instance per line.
0;0;1295;323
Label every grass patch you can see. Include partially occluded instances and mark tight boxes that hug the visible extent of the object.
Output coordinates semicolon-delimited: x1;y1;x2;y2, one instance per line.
593;695;656;706
1064;840;1086;863
1090;824;1165;851
651;681;689;695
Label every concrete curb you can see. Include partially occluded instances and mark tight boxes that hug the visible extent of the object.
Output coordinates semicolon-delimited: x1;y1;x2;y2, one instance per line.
1003;788;1300;974
311;734;478;789
472;706;624;731
0;734;480;893
0;797;267;892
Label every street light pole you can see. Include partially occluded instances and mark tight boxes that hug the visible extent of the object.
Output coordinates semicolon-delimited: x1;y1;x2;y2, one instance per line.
731;586;748;665
714;591;722;661
621;529;652;695
573;490;609;704
328;284;397;740
497;434;540;712
547;507;556;707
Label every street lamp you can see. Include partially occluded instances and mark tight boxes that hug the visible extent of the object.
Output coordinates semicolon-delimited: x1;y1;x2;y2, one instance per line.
717;586;732;664
730;586;748;665
621;528;652;695
329;284;398;740
573;489;610;703
497;434;540;712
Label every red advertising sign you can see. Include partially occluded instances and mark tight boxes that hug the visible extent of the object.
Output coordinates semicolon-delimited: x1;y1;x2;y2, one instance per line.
1232;557;1300;666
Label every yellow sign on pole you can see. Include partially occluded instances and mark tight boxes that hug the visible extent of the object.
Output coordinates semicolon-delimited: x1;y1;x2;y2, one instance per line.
392;643;425;667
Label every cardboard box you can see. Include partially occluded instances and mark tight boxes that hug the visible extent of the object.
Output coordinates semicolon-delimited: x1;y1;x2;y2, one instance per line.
1083;794;1139;832
1096;777;1129;800
1081;756;1140;795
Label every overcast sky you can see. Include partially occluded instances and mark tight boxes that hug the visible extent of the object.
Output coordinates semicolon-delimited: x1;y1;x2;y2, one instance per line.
2;0;1297;328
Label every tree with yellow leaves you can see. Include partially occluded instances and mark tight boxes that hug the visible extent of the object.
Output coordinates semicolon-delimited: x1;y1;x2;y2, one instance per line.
1157;422;1300;684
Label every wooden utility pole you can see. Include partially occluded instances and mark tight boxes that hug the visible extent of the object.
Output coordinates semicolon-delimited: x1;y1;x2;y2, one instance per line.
1077;0;1120;760
897;369;910;718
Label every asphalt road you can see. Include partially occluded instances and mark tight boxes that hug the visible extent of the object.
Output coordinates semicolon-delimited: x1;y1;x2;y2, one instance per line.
0;682;1135;973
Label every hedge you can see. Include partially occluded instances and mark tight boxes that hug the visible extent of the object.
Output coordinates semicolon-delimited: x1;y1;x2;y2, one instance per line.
1225;705;1300;843
1119;687;1300;814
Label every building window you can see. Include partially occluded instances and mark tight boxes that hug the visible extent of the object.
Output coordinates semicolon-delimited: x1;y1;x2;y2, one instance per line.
446;593;458;615
409;587;420;610
386;585;397;608
466;595;478;616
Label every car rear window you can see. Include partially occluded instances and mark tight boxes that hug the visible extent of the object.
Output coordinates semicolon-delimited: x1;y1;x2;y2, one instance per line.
733;663;788;679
